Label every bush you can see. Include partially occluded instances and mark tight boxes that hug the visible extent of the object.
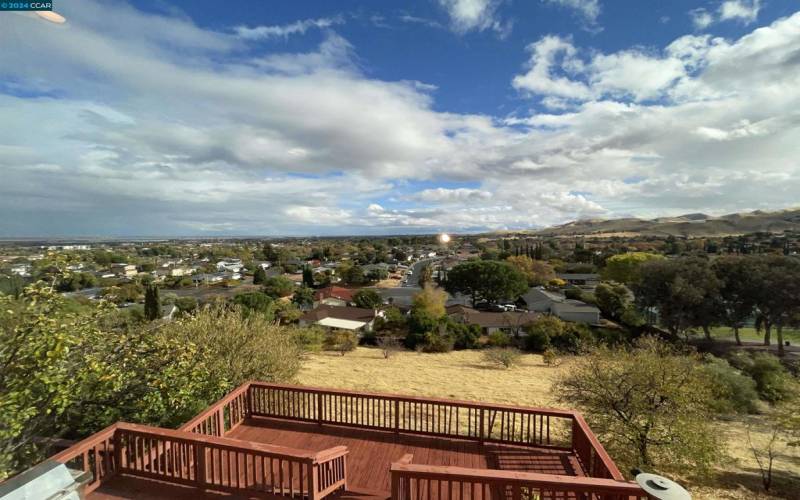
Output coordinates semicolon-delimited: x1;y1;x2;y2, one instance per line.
294;326;326;352
550;323;594;354
377;335;402;358
525;328;551;352
324;330;358;355
523;316;564;352
353;289;383;309
486;330;511;347
701;356;759;414
731;352;794;404
163;304;304;384
483;348;521;369
542;348;558;366
421;331;455;353
451;322;480;350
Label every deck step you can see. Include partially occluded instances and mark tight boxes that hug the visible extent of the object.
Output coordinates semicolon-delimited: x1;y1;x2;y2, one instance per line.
331;487;390;499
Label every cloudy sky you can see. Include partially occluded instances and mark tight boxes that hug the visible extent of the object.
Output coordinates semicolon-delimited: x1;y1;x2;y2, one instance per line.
1;0;799;236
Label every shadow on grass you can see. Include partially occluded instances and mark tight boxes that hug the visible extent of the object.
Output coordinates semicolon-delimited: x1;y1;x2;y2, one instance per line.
696;466;800;499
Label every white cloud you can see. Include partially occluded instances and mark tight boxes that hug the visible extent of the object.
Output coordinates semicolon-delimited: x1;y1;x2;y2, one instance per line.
512;36;591;100
234;16;344;40
436;0;512;36
542;0;601;29
690;1;761;30
719;0;761;23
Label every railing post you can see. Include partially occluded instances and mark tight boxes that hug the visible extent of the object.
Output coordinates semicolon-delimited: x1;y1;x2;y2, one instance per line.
307;461;319;500
479;408;485;444
394;399;400;434
113;431;122;477
194;443;206;488
217;408;225;436
317;392;324;425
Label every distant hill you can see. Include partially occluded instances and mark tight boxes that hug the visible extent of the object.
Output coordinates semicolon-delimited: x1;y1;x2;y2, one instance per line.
531;208;800;237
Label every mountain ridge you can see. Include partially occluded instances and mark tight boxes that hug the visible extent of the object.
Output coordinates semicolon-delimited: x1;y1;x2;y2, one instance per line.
529;208;800;237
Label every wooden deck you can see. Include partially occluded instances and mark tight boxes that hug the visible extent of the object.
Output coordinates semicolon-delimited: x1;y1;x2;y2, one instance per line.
88;416;584;500
228;416;584;497
51;382;640;499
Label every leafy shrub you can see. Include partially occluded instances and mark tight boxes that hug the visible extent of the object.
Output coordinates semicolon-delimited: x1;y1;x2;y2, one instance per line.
550;323;594;354
421;331;455;353
564;287;583;300
525;327;551;352
232;292;272;315
324;330;358;355
452;323;480;350
483;347;521;369
487;330;511;347
542;348;558;366
731;352;794;404
701;356;759;414
523;316;563;352
294;326;326;352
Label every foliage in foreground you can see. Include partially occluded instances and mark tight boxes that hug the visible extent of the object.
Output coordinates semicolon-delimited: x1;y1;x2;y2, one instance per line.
0;291;304;479
556;337;718;474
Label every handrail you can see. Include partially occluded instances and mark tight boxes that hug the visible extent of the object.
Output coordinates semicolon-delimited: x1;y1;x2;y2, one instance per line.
180;381;250;435
250;381;575;418
51;423;119;493
390;462;646;497
572;412;624;480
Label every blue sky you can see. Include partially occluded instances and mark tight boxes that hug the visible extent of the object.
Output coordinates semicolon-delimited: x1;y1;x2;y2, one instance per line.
1;0;799;236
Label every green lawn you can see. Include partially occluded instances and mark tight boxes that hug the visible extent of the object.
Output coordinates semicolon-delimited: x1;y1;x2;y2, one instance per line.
709;326;800;344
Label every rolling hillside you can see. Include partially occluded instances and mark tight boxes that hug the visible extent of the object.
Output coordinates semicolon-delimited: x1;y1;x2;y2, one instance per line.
532;208;800;237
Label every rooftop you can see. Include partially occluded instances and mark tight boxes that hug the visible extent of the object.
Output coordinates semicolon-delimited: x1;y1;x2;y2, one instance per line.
46;382;645;499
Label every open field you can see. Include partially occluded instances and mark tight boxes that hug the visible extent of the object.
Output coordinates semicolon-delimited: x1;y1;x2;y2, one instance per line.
710;326;800;345
296;347;800;500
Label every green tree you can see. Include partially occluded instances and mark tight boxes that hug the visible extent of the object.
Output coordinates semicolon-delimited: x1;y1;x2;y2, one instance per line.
556;337;718;473
506;255;555;286
292;286;315;308
0;286;222;478
712;256;760;346
634;257;722;339
755;255;800;355
302;265;314;288
262;276;295;298
353;289;383;309
143;284;161;321
444;260;527;306
232;292;273;316
602;252;664;285
253;266;267;285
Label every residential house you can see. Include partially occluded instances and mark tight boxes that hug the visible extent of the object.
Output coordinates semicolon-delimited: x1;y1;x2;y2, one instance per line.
313;286;355;307
110;263;137;278
298;305;382;333
216;260;243;273
557;273;600;289
191;273;224;285
519;287;601;324
551;300;601;324
446;305;539;336
10;264;32;277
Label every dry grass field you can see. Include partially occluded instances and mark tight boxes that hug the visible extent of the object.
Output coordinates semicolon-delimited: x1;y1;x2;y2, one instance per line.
295;347;800;500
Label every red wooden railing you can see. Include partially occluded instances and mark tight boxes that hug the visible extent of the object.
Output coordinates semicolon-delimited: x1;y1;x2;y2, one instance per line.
50;423;119;494
47;382;633;499
248;383;576;450
389;463;646;500
51;421;348;498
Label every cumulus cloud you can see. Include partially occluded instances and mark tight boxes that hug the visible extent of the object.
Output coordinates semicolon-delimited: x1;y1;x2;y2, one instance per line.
436;0;512;36
690;1;761;30
1;0;800;236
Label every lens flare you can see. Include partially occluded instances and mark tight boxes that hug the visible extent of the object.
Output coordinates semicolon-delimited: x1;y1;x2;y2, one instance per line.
439;233;451;244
